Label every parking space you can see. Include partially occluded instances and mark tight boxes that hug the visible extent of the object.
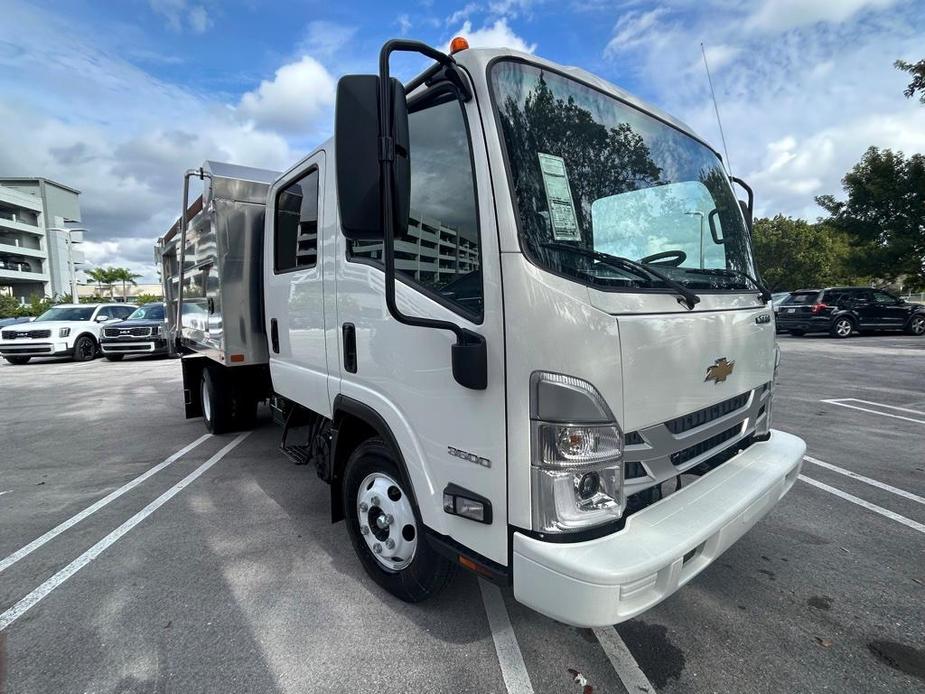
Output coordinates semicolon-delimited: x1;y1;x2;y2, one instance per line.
1;334;923;693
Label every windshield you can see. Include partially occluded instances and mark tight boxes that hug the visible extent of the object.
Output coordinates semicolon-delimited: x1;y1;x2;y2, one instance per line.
129;303;165;320
490;61;757;292
36;306;94;322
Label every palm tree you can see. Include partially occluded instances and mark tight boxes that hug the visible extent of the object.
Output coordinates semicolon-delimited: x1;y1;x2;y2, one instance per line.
86;267;109;297
111;267;142;301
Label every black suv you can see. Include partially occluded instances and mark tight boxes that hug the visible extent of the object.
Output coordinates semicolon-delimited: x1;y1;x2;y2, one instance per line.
99;302;170;360
777;287;925;338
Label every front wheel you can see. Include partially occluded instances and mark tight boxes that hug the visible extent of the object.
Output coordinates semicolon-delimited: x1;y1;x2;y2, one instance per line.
830;317;854;338
4;355;30;365
343;438;455;602
906;315;925;336
72;335;97;361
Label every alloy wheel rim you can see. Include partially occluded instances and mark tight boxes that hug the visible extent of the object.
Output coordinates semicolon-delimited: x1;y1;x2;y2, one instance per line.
79;338;93;358
913;317;925;335
356;472;417;572
836;320;851;336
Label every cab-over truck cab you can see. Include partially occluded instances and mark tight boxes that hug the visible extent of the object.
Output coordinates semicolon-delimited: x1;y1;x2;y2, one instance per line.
165;39;806;627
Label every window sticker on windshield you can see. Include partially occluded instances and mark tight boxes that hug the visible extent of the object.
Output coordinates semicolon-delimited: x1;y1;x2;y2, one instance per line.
537;153;579;241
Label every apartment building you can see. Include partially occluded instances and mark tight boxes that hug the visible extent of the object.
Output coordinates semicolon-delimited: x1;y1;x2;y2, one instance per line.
0;178;84;302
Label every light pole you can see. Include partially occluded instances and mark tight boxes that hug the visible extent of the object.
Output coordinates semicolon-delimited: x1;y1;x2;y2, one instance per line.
47;226;86;303
684;211;705;268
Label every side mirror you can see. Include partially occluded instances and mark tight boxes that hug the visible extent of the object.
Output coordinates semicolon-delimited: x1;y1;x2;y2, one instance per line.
334;74;410;240
95;314;109;322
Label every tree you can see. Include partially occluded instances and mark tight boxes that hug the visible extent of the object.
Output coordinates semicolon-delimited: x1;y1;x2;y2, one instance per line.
85;267;109;297
752;215;861;291
895;59;925;104
816;147;925;289
110;267;142;301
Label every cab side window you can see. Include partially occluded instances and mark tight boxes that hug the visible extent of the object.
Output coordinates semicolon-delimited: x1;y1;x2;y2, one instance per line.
275;169;319;273
347;94;483;321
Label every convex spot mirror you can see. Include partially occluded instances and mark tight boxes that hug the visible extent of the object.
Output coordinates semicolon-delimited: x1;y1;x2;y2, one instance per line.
335;74;410;241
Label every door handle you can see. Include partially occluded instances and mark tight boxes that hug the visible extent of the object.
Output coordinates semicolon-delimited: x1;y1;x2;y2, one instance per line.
342;323;357;373
270;318;280;354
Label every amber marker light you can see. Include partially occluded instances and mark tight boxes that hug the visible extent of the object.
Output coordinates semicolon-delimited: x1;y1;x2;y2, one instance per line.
449;36;469;54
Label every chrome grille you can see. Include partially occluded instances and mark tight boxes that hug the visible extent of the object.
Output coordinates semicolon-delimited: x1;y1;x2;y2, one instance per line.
2;329;51;339
670;425;742;466
665;391;750;434
623;383;772;496
104;327;152;337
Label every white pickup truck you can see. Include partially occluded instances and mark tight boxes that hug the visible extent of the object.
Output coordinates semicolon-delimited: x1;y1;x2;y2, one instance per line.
0;303;135;364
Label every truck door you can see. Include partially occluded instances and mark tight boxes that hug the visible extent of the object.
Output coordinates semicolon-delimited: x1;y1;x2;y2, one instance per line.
265;152;331;417
334;90;509;566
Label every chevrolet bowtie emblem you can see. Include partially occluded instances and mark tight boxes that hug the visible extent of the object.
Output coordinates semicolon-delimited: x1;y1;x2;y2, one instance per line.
705;357;735;384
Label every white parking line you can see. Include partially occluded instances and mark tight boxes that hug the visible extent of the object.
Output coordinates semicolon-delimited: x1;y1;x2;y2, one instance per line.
478;580;534;694
798;475;925;534
820;398;925;425
804;456;925;506
0;432;248;632
0;433;212;575
593;626;655;693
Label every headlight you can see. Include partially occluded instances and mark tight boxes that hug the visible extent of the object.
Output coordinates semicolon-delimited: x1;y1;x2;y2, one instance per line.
530;372;624;534
59;327;70;337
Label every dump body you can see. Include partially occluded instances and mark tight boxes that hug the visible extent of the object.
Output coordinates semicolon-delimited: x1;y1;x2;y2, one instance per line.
157;161;278;367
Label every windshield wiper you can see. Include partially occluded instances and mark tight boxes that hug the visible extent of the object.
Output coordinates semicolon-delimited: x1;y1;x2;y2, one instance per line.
683;268;772;303
541;242;701;310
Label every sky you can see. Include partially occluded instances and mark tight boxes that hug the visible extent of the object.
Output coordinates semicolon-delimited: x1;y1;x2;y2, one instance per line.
1;0;923;283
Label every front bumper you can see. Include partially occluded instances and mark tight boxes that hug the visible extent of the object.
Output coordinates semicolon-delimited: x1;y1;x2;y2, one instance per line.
512;430;806;627
100;338;168;355
0;339;73;357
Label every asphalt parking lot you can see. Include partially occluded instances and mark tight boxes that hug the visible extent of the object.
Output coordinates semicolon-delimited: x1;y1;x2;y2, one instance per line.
1;334;923;694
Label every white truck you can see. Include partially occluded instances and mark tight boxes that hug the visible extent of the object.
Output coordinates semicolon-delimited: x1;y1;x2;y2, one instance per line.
157;38;806;627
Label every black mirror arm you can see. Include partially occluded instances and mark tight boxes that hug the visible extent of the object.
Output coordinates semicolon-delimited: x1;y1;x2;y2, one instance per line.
377;40;487;391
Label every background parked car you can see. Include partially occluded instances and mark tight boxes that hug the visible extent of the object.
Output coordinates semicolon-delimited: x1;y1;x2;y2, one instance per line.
776;287;925;338
100;302;170;361
0;303;136;364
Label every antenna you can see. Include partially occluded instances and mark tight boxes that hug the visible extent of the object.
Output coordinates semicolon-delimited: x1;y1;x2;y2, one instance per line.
701;42;733;177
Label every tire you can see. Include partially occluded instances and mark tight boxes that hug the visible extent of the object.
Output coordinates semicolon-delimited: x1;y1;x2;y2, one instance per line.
4;355;30;365
789;330;805;336
906;314;925;336
830;316;854;338
342;438;455;602
105;354;125;362
200;366;255;434
201;367;233;434
72;335;97;361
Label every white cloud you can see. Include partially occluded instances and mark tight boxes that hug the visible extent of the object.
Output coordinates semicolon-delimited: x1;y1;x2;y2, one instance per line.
604;8;668;56
447;3;480;25
237;56;337;136
601;1;924;219
398;14;412;35
747;0;899;31
451;18;537;53
188;5;212;34
0;1;310;282
148;0;212;34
